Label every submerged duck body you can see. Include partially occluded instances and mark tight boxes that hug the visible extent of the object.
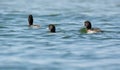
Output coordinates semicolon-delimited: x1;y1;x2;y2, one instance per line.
29;25;40;28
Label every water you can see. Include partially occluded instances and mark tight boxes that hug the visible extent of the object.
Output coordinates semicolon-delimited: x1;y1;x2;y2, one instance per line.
0;0;120;70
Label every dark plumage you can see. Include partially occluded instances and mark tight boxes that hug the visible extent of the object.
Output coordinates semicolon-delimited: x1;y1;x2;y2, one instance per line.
48;24;56;33
28;15;33;26
84;20;92;29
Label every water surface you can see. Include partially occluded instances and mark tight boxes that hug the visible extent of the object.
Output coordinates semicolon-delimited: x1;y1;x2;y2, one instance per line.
0;0;120;70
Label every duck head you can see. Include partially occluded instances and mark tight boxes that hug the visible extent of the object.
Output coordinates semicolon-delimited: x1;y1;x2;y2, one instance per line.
84;20;92;29
48;24;56;33
28;15;33;26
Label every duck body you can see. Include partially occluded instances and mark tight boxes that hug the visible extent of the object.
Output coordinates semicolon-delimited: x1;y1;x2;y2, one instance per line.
29;25;40;28
87;28;101;34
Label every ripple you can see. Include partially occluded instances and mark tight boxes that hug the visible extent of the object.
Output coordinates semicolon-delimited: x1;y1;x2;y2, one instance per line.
0;0;120;70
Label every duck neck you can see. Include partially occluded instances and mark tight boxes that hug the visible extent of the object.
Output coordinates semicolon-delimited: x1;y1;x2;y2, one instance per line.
28;16;33;26
86;27;91;30
29;23;33;26
86;25;92;30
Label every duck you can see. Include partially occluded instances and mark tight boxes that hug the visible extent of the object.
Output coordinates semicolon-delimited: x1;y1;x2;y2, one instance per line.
48;24;56;33
84;20;102;34
28;14;40;28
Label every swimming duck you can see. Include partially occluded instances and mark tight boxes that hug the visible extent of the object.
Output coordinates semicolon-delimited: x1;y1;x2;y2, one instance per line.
28;14;40;28
84;20;102;34
48;24;56;33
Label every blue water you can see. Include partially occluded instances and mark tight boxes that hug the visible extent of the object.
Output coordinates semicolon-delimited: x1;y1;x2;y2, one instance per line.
0;0;120;70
